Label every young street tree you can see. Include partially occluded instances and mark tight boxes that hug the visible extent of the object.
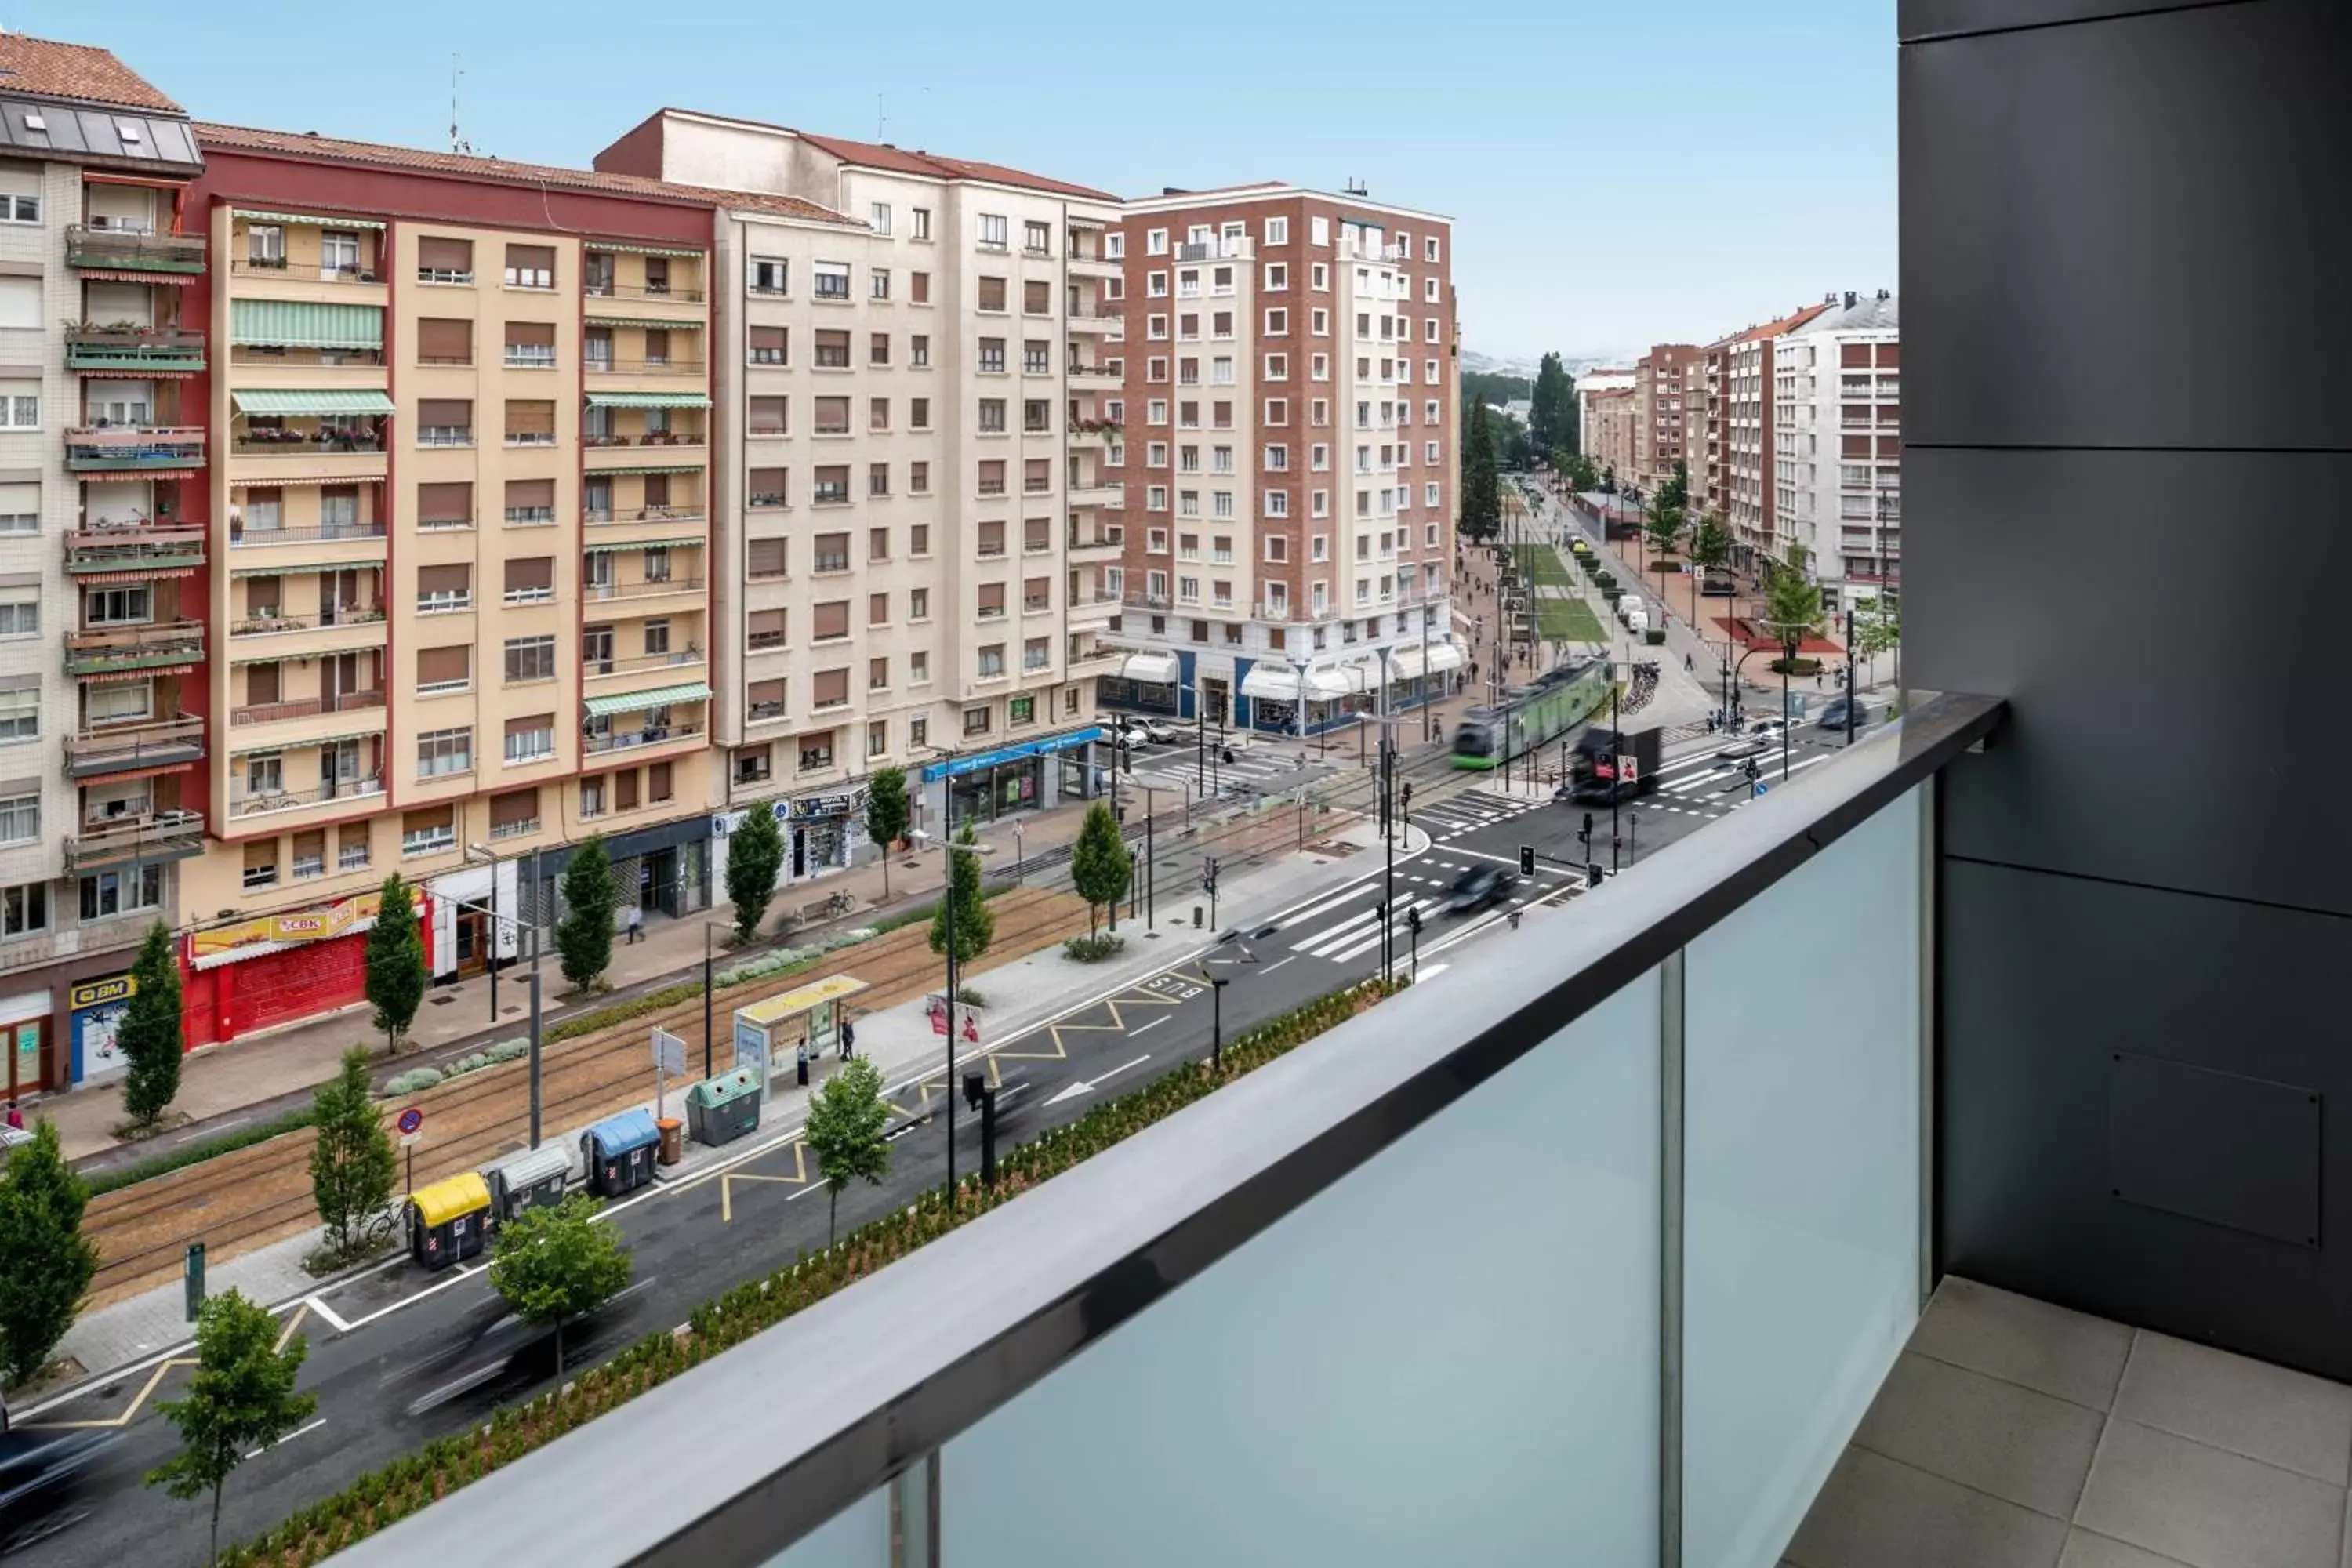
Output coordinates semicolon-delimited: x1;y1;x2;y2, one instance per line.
1644;499;1684;603
1687;512;1734;626
1460;401;1501;543
929;822;994;968
119;920;183;1131
1067;799;1132;938
725;800;785;943
804;1054;891;1247
555;835;619;992
147;1288;317;1566
308;1047;396;1265
1764;543;1827;662
862;766;910;899
486;1192;631;1377
0;1119;99;1386
362;870;425;1057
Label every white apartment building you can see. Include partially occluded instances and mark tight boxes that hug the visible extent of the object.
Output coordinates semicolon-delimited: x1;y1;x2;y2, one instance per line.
597;110;1125;841
0;40;203;1095
1573;367;1634;457
1100;187;1460;735
1773;291;1901;603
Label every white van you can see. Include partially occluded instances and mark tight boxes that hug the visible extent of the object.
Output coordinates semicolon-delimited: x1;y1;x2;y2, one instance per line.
1621;601;1649;636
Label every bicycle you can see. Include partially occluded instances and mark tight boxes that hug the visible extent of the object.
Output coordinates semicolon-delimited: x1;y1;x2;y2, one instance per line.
821;889;855;919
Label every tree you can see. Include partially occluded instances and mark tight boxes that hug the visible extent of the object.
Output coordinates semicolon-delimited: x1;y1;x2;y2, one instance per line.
0;1119;98;1386
1068;800;1132;938
1460;401;1501;543
1688;512;1734;628
487;1192;631;1377
119;920;183;1131
1851;602;1902;683
863;766;910;899
555;836;619;992
804;1054;891;1247
1600;466;1617;495
1646;499;1684;605
725;800;785;943
308;1047;396;1265
1529;351;1577;453
1763;544;1827;660
362;870;425;1057
928;822;994;967
147;1288;316;1566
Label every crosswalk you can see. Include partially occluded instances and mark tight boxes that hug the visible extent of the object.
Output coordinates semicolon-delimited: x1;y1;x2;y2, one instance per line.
1276;848;1579;966
1128;743;1328;793
1647;738;1837;816
1412;789;1544;840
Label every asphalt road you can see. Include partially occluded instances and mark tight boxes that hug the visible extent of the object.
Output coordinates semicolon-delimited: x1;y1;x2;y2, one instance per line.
3;726;1877;1563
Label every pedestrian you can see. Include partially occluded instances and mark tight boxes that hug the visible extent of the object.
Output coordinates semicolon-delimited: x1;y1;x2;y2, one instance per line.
625;902;644;944
1685;652;1694;673
3;1101;20;1131
840;1018;855;1061
1814;669;1824;690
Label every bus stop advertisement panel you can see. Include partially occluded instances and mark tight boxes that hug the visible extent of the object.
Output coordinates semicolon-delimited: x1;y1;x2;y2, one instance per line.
733;974;869;1090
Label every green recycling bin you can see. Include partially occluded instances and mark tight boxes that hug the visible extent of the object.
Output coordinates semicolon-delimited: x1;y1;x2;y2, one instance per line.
685;1065;764;1148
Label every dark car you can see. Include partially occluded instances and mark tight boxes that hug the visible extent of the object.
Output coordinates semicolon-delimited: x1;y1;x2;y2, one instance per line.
394;1277;659;1417
0;1402;114;1553
1817;696;1871;730
1445;865;1516;913
1716;735;1772;760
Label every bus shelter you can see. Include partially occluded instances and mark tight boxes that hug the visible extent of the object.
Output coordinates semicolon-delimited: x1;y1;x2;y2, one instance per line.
733;974;868;1090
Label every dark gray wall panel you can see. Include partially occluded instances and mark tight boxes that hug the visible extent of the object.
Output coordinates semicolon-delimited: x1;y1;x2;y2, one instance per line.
1939;858;2352;1381
1904;0;2247;43
1901;0;2352;450
1909;445;2352;913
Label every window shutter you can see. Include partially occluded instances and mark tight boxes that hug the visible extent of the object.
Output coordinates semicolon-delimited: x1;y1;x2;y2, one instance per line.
747;538;786;577
417;564;470;596
1024;517;1050;550
416;645;470;684
416;481;472;526
749;396;787;434
490;789;539;829
416;397;471;428
977;520;1005;554
506;477;554;511
416;236;473;272
504;557;553;593
748;677;784;707
977;583;1005;615
245;576;282;613
415;318;472;362
813;669;848;706
504;714;552;740
615;771;639;811
506;243;555;274
505;400;555;438
813;601;850;640
246;663;281;703
505;321;555;348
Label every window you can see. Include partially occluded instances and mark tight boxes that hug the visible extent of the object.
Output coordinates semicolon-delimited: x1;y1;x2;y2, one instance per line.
0;792;34;845
416;644;471;693
748;325;787;365
503;244;554;289
1147;271;1167;299
909;271;930;305
869;332;891;368
81;865;163;921
417;726;474;779
1265;216;1289;245
747;469;788;510
0;382;36;429
0;172;36;225
867;720;889;757
750;256;789;294
1146;227;1167;256
416;564;472;612
978;338;1006;374
910;527;931;560
978;275;1007;313
503;399;555;446
814;395;851;435
978;398;1007;434
1024;220;1051;255
504;321;556;368
0;682;44;740
978;582;1006;619
978;460;1007;498
910;651;930;684
1023;340;1050;375
1025;278;1051;314
1265;307;1288;335
1023;398;1050;434
504;635;556;683
978;213;1008;249
504;713;555;764
1023;637;1050;672
0;881;47;937
814;261;851;299
869;201;892;235
1265;489;1290;517
799;728;837;770
976;644;1005;677
1265;353;1289;381
0;591;34;638
404;807;457;855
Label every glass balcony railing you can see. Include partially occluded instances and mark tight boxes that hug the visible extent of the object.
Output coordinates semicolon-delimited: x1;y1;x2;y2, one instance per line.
323;691;2002;1568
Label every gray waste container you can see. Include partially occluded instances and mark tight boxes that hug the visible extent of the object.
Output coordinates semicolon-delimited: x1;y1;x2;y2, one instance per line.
685;1065;763;1147
482;1145;570;1224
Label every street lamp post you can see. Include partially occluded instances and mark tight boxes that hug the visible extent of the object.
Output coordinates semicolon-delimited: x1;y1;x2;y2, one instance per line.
465;843;546;1147
909;770;990;1200
1210;975;1229;1070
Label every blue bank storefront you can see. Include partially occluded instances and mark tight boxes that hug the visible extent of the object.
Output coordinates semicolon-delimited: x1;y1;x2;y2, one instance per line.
921;726;1104;829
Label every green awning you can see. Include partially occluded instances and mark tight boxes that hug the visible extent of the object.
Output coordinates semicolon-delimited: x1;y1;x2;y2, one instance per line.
583;538;702;553
592;462;705;475
585;392;712;409
583;313;704;329
231;299;383;350
588;241;701;258
232;389;395;416
234;209;385;231
584;681;711;717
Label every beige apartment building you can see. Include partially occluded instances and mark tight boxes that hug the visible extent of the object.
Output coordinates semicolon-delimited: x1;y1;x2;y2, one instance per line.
1700;301;1828;569
596;110;1125;837
1584;384;1637;488
172;126;721;1033
1633;343;1703;495
1094;186;1461;735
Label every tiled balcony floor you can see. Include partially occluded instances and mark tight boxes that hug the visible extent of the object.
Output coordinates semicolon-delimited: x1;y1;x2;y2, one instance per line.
1786;1278;2352;1568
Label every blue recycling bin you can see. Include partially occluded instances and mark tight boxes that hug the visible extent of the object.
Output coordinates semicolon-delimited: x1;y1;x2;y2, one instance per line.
580;1109;661;1196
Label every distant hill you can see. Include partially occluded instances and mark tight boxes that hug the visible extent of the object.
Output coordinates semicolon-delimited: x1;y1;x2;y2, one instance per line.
1464;349;1626;383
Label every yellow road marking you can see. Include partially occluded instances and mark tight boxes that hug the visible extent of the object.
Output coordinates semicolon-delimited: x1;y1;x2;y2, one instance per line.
273;1301;311;1354
889;980;1203;1116
719;1143;808;1223
25;1354;195;1429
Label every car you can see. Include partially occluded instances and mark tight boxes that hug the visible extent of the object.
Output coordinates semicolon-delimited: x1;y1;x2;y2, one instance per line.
1;1400;113;1554
1716;736;1772;760
1129;716;1180;745
1444;864;1517;914
1817;696;1871;730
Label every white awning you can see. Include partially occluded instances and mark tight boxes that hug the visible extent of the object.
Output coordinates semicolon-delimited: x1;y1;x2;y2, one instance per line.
1239;666;1298;702
1120;651;1180;684
1387;641;1465;679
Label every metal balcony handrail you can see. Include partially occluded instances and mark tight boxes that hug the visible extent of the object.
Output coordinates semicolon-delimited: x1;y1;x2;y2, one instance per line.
230;688;387;726
585;280;706;303
585;575;706;602
63;713;205;759
229;257;382;284
584;506;708;525
67;810;205;854
582;720;707;756
64;225;206;267
66;619;204;654
234;430;387;454
229;775;385;817
585;358;709;376
229;605;387;637
583;648;706;677
230;519;389;546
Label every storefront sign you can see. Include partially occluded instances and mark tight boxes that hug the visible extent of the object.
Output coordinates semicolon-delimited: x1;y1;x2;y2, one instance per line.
790;794;857;821
919;727;1105;783
191;890;400;959
70;975;136;1083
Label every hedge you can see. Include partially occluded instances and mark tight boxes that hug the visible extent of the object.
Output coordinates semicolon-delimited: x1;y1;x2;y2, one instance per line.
1645;629;1668;645
83;1105;319;1196
215;976;1406;1566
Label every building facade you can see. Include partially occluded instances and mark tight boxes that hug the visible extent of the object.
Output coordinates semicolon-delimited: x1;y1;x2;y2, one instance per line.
1582;384;1636;486
1571;366;1633;463
1700;303;1828;570
0;38;204;1094
1632;343;1701;494
595;110;1126;833
172;125;720;1044
1095;187;1461;733
1773;291;1900;600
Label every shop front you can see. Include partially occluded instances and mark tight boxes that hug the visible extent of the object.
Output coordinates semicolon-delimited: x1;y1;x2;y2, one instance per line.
923;726;1103;832
0;988;49;1102
67;974;136;1085
542;811;713;924
1242;662;1367;736
425;858;522;982
1096;651;1184;717
183;887;430;1049
711;786;868;896
1385;637;1468;713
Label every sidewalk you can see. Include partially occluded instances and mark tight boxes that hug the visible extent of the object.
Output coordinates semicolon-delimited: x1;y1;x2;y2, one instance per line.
44;799;1099;1169
42;808;1410;1392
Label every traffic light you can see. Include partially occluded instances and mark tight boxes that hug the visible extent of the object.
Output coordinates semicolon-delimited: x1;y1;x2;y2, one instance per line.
1407;906;1424;935
963;1070;988;1112
1519;845;1535;876
1744;759;1760;782
1399;781;1414;811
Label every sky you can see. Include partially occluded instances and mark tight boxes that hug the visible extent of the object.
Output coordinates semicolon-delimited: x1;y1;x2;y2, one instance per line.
37;1;1896;365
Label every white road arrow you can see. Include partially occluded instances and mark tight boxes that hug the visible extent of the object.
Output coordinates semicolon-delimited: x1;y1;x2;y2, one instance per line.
1045;1053;1152;1108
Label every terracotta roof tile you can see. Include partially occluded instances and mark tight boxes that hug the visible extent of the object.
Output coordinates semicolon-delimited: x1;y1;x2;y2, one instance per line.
793;130;1116;201
193;122;859;227
0;34;180;114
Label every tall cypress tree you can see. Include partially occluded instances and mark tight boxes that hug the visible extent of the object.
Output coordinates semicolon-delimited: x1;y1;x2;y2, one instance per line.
363;870;425;1057
556;836;619;991
119;920;183;1130
1462;400;1502;542
725;800;786;942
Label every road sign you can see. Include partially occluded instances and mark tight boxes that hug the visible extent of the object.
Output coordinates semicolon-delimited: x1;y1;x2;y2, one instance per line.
651;1026;688;1077
396;1105;424;1147
1753;782;1769;797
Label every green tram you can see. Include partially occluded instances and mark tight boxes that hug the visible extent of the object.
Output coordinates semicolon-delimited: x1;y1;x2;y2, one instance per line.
1451;658;1613;771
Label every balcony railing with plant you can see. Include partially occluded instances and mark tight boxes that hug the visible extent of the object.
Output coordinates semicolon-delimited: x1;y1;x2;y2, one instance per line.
64;426;206;472
63;322;207;372
64;713;206;772
230;688;387;726
64;522;206;572
585;575;705;604
582;719;707;756
64;224;205;273
64;620;205;673
64;811;206;871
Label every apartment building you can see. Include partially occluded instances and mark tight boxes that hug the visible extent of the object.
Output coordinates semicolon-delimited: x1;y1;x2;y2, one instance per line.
596;110;1126;833
1571;365;1633;461
0;38;203;1094
1632;343;1702;494
1582;383;1637;486
1772;291;1900;602
1096;185;1461;734
171;125;720;1045
1699;302;1828;570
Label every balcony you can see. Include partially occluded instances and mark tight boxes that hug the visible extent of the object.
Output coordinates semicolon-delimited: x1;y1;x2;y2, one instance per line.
227;608;388;660
64;523;206;575
1068;480;1124;507
1065;641;1123;673
229;774;385;822
1065;362;1120;388
230;518;388;549
582;719;707;757
64;714;206;778
582;648;707;682
354;693;2004;1568
586;575;705;606
64;811;206;873
64;224;205;274
64;426;205;474
1064;310;1122;335
1065;527;1121;560
64;619;205;676
1067;252;1120;281
584;280;706;305
228;691;388;753
65;327;207;374
583;356;707;379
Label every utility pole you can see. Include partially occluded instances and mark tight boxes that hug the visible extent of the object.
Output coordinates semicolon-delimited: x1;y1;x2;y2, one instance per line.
1844;606;1858;747
702;921;715;1079
1610;680;1621;875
